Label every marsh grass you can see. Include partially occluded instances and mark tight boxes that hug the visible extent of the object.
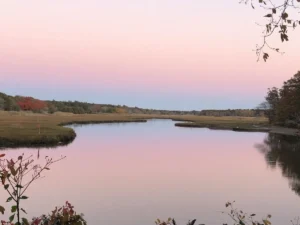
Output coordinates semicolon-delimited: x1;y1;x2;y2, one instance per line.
174;116;269;130
0;111;268;148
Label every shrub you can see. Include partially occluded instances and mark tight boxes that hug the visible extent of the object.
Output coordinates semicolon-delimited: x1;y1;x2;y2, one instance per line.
31;202;86;225
0;153;86;225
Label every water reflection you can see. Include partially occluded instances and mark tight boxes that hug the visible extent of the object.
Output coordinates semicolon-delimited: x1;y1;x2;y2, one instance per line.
255;133;300;196
2;121;300;225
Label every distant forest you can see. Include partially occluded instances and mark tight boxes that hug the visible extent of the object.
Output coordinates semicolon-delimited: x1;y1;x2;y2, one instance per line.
0;92;265;117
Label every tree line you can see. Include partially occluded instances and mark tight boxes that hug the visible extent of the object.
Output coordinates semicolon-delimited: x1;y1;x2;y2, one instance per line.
262;71;300;128
199;109;265;117
0;92;266;117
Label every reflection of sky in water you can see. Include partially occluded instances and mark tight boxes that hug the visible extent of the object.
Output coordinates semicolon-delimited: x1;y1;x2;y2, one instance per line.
1;120;300;225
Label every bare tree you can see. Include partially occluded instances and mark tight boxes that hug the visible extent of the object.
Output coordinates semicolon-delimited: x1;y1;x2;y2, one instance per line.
257;101;271;110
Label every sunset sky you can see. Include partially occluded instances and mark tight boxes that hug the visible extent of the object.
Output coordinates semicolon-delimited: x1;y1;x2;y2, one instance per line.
0;0;299;110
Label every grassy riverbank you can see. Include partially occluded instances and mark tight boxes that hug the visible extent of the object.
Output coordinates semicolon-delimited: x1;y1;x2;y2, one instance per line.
0;111;275;148
172;116;299;135
173;116;268;130
0;111;148;148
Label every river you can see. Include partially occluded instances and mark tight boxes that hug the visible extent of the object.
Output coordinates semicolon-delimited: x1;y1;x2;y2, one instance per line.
1;119;300;225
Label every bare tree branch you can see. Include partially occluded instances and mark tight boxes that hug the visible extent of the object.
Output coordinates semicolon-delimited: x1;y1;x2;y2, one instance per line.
240;0;300;61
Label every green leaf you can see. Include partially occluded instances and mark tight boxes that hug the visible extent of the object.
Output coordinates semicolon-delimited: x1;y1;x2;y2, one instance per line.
16;184;23;188
9;214;15;222
22;218;29;225
11;205;17;213
0;206;5;214
21;196;29;200
272;8;276;14
4;184;9;189
6;197;13;202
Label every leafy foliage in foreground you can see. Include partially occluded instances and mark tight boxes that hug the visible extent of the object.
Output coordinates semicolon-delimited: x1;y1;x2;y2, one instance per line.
31;202;86;225
0;153;85;225
155;202;274;225
224;201;272;225
1;153;299;225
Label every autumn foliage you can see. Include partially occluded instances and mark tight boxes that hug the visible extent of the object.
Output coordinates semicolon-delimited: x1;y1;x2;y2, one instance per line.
31;201;86;225
16;97;47;111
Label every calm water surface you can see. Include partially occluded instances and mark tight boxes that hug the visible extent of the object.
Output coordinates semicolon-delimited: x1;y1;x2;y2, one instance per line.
1;120;300;225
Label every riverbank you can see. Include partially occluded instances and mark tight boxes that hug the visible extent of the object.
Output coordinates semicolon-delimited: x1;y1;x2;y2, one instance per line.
173;115;269;131
0;111;149;148
174;121;299;136
175;122;270;131
1;111;297;149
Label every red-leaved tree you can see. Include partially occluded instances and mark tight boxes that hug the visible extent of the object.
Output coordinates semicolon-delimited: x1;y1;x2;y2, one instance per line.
17;97;47;111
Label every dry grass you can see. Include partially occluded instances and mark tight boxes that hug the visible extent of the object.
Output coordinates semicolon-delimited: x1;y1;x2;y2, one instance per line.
136;114;268;126
0;111;268;148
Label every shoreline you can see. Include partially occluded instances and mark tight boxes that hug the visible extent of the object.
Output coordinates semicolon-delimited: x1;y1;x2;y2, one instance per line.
175;122;299;136
0;118;147;149
1;112;297;149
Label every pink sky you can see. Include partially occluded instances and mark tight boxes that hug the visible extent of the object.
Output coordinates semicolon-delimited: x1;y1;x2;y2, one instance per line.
0;0;299;109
